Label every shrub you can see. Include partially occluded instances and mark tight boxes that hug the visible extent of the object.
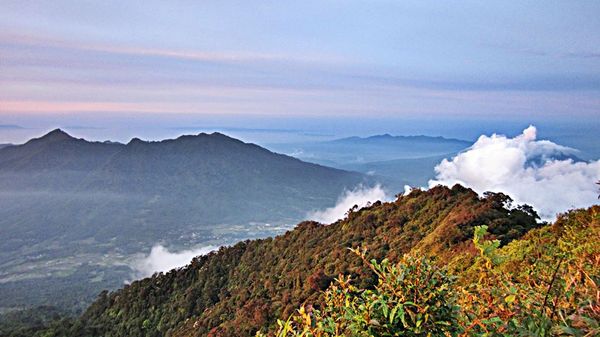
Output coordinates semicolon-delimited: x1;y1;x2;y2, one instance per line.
259;249;459;337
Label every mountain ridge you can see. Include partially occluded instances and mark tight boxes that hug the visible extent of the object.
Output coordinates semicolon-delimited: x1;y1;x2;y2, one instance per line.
329;134;471;145
37;185;541;337
2;185;598;337
0;130;368;314
267;133;472;169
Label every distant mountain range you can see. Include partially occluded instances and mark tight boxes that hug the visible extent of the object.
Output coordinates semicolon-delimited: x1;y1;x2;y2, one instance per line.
330;133;469;145
269;134;471;167
0;130;367;312
0;129;366;231
268;134;472;191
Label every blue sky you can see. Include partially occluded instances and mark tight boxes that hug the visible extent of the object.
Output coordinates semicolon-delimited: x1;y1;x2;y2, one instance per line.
0;1;599;144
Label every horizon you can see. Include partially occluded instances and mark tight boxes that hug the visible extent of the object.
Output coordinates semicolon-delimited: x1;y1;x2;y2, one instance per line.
2;117;599;161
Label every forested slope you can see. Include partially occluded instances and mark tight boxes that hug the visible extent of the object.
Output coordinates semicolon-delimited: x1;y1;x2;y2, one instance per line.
260;206;599;337
31;185;542;337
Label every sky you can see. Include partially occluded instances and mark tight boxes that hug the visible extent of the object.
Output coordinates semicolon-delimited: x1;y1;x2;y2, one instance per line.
0;1;599;145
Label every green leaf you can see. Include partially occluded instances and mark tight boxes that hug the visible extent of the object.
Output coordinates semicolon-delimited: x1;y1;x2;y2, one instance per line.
389;306;397;324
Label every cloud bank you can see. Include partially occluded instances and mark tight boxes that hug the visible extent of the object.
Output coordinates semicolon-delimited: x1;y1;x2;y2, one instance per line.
429;126;600;220
132;244;217;278
308;184;389;224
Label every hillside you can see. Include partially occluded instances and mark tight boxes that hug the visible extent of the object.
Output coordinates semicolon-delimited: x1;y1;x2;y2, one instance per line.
0;130;367;312
259;205;599;337
26;185;545;337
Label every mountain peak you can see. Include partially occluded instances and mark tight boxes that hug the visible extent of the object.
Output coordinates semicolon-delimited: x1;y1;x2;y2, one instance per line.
370;133;393;139
127;137;146;145
41;129;74;141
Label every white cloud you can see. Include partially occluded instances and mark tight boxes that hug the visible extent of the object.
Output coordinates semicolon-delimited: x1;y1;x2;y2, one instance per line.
429;125;600;220
132;244;217;278
308;184;389;224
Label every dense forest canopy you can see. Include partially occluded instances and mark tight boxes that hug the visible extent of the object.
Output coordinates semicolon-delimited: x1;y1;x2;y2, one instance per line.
1;184;564;336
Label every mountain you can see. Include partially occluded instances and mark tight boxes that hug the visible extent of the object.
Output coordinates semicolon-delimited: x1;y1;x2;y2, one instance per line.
3;186;598;337
0;145;11;150
19;185;543;336
267;134;472;192
0;130;368;313
268;134;471;167
330;133;469;145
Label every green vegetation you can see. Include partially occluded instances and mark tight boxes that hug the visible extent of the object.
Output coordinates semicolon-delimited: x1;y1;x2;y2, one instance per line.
12;184;547;337
0;307;71;337
261;207;599;337
2;184;597;337
259;252;460;337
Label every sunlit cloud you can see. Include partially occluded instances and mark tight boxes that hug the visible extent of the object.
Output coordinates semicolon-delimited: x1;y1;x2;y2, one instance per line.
429;126;600;220
308;185;390;224
131;244;218;278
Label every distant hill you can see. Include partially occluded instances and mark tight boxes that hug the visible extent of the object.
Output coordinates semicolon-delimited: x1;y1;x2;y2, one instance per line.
25;185;544;337
268;134;471;167
0;144;11;150
267;134;472;191
330;133;469;146
0;130;367;312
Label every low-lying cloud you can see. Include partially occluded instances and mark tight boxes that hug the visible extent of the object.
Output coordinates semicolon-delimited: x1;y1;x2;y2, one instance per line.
308;184;389;224
429;126;600;220
132;244;217;278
